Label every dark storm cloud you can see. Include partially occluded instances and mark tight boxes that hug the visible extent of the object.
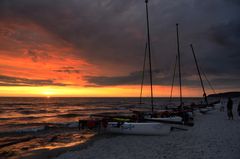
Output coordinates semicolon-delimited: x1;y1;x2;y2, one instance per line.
53;67;81;74
0;0;240;89
85;70;161;86
227;0;240;5
0;75;66;86
84;70;194;87
84;68;208;87
85;69;240;91
208;20;240;48
0;0;144;68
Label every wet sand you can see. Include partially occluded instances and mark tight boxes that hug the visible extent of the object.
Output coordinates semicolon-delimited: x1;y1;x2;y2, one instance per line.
0;128;95;159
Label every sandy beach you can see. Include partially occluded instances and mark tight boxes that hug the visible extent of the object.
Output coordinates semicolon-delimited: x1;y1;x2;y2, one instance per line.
53;107;240;159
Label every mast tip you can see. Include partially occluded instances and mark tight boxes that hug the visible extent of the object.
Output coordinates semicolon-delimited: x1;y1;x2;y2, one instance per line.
176;23;179;26
145;0;148;3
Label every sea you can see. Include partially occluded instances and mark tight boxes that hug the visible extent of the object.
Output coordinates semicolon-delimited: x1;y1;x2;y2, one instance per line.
0;97;215;158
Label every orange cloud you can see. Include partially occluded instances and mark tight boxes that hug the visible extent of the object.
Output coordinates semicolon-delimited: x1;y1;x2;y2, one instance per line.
0;20;98;87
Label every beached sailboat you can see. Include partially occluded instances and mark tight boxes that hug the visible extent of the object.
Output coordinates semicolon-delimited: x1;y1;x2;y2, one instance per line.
141;24;194;126
104;0;172;135
133;1;184;124
158;27;216;116
189;44;215;113
79;1;189;134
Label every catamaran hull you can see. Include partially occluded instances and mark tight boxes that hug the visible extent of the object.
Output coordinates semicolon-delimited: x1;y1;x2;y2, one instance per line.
106;122;171;135
199;108;211;114
144;116;183;123
144;116;194;129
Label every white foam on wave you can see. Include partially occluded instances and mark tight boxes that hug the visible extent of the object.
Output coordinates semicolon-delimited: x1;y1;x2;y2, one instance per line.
46;121;79;128
67;122;79;128
0;126;46;134
16;126;46;133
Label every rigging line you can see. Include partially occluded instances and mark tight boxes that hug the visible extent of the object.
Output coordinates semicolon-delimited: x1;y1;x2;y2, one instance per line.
140;42;148;105
201;69;220;102
169;55;178;102
176;23;183;109
201;69;216;94
190;44;208;105
145;0;154;112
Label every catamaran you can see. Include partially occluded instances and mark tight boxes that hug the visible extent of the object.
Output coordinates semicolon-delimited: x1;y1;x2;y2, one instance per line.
104;0;172;135
137;22;194;126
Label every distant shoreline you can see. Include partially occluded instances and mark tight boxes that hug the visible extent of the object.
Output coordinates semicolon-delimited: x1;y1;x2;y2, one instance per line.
208;91;240;98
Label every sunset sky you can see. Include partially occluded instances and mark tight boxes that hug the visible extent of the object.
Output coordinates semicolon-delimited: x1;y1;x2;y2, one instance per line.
0;0;239;97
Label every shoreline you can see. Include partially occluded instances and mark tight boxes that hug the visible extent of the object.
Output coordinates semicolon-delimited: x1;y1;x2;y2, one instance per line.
53;108;240;159
21;133;102;159
0;128;96;159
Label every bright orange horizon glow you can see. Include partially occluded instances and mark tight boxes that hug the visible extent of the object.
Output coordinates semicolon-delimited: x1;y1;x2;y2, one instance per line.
0;85;222;97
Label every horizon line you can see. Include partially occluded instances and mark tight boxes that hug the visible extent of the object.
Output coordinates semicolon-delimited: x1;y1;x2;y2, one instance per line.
0;96;212;98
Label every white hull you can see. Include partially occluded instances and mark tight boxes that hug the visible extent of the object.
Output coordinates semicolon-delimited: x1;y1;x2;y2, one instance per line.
144;116;192;130
207;107;214;111
199;108;209;114
144;116;183;122
214;103;222;107
106;122;171;135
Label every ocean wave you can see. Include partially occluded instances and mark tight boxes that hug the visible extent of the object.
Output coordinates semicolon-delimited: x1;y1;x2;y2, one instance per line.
16;126;46;133
0;116;45;121
0;122;79;135
0;118;10;120
46;121;79;127
0;126;46;134
58;113;84;118
19;109;52;114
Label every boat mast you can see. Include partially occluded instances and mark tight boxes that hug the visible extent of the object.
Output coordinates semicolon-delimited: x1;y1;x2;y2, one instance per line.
169;55;178;102
145;0;154;112
190;44;208;105
176;24;183;109
140;43;148;105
